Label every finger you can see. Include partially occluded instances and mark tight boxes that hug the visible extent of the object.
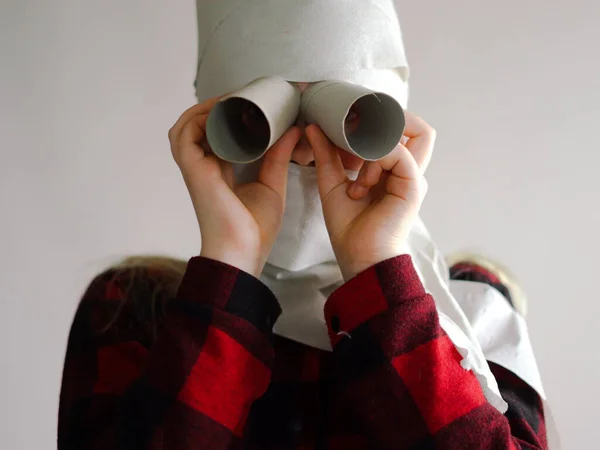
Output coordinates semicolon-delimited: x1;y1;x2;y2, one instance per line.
402;111;437;174
364;149;426;234
258;126;302;197
218;158;235;190
306;124;347;200
198;133;214;154
348;161;383;200
168;96;223;147
358;144;422;216
176;114;230;193
175;113;209;163
378;144;422;183
199;135;232;188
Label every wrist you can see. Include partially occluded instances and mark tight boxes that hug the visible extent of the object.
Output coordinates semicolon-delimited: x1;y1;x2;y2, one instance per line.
338;249;410;281
339;265;366;282
338;260;370;281
200;248;263;279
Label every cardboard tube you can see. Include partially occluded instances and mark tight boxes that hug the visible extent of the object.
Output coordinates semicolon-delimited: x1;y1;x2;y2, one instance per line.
300;80;406;161
206;77;301;163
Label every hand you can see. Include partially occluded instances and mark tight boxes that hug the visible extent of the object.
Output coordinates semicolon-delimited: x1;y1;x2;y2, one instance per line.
168;98;302;278
306;112;436;281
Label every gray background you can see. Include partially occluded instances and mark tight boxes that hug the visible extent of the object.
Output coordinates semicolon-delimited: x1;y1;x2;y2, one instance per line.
1;0;598;447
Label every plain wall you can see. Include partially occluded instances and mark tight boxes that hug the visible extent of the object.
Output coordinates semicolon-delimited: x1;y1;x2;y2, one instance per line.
1;0;598;447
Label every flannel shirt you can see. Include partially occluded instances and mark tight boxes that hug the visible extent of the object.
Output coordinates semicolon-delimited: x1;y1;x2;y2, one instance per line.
58;255;547;449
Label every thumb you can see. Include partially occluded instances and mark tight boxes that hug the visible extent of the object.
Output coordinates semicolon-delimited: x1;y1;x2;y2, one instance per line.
257;126;302;197
306;124;347;200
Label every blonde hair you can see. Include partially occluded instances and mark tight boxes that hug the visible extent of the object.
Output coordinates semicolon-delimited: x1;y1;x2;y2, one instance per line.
98;255;188;338
112;255;187;283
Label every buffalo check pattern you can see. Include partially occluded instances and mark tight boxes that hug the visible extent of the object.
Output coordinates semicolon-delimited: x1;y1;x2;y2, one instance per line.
58;255;547;449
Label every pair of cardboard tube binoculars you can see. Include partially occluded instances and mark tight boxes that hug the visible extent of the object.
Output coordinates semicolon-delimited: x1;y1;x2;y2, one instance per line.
206;77;406;164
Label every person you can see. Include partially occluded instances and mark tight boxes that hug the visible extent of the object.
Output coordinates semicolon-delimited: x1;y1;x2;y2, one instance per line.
58;0;550;447
57;90;548;448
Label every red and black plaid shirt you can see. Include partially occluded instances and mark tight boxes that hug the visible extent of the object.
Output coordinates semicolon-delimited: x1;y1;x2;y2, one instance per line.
58;255;547;449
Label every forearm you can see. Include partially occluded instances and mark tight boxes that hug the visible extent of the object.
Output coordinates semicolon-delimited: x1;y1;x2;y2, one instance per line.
325;255;546;449
59;257;281;449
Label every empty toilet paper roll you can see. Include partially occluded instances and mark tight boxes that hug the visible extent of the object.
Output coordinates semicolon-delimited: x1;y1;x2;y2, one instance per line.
206;77;301;164
207;77;406;164
301;80;406;161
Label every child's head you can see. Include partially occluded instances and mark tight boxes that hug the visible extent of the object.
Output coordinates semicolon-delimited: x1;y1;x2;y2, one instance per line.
195;1;408;169
195;1;409;150
93;256;187;343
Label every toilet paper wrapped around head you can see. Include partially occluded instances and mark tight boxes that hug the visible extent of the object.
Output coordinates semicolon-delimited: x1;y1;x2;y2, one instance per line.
195;0;411;163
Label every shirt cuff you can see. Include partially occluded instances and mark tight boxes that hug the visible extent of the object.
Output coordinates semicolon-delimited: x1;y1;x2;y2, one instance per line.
176;256;281;336
324;254;426;347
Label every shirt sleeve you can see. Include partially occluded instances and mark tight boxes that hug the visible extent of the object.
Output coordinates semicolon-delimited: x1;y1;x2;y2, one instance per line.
323;254;548;449
58;256;281;450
